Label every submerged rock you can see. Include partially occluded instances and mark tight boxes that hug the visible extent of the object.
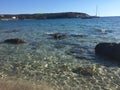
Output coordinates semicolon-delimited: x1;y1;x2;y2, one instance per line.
53;33;67;39
70;34;87;38
72;66;95;76
58;65;69;72
49;33;67;40
66;45;94;60
47;32;87;40
4;38;26;44
4;29;19;33
95;43;120;61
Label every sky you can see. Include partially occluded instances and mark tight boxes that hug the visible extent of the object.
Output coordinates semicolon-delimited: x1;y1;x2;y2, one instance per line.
0;0;120;16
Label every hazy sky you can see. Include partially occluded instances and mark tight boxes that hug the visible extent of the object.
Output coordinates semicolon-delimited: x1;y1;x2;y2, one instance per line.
0;0;120;16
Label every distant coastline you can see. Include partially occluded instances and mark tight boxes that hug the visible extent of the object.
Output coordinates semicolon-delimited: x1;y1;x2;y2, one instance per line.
0;12;99;20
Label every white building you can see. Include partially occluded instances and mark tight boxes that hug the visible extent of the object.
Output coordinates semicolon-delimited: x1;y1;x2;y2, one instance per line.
12;16;17;19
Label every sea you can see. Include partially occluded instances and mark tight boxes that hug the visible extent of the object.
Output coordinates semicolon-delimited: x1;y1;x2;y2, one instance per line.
0;17;120;90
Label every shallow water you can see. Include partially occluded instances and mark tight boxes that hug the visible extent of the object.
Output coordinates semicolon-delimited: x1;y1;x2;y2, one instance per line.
0;17;120;89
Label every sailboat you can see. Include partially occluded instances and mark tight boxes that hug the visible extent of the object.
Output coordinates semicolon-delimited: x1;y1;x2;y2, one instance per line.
81;6;99;19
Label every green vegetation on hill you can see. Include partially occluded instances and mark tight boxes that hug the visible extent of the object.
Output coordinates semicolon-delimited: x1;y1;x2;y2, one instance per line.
0;12;98;20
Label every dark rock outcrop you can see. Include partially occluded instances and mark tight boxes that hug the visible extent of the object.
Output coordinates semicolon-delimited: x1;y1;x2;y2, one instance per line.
4;38;26;44
48;33;87;40
95;43;120;61
53;33;67;39
49;33;67;40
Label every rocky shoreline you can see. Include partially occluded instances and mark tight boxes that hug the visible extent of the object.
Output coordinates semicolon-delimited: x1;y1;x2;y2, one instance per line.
2;32;120;63
0;31;120;89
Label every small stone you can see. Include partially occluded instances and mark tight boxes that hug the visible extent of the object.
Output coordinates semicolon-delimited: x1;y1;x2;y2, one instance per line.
44;64;48;68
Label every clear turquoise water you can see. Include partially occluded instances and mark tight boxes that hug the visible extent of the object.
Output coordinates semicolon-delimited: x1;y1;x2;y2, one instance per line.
0;17;120;89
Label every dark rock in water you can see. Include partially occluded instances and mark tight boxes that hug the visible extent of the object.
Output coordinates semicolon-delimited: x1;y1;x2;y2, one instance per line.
72;67;95;76
70;34;87;38
65;45;94;60
95;43;120;61
4;38;26;44
4;29;19;33
47;32;87;40
66;48;85;56
48;33;67;40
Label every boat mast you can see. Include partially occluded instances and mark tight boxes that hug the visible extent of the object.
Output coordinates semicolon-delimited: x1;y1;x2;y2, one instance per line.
96;5;98;16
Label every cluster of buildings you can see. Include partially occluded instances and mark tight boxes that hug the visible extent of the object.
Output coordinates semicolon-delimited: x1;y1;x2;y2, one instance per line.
0;15;18;20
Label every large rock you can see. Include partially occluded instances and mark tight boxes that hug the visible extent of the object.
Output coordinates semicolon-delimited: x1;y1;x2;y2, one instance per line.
4;38;26;44
95;43;120;61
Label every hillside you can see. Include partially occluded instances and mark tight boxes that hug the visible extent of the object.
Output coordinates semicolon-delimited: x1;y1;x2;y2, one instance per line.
0;12;98;20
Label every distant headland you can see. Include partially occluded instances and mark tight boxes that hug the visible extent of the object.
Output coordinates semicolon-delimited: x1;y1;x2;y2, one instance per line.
0;12;99;20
